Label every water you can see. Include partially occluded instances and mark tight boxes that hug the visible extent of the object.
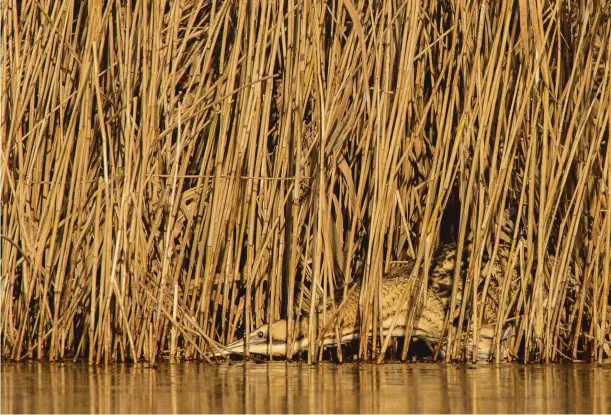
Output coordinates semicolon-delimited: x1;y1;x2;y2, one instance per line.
2;362;610;413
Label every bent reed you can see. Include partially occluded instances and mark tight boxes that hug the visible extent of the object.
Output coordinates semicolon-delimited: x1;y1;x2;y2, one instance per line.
1;0;610;364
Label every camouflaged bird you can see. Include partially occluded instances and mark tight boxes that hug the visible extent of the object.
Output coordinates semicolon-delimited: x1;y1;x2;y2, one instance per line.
214;239;532;361
215;209;578;362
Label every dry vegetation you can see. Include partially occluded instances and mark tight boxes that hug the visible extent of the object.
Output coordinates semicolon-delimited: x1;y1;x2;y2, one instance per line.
1;0;611;364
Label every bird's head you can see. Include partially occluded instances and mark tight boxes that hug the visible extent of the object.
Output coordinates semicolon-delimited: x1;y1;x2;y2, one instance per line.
214;319;309;357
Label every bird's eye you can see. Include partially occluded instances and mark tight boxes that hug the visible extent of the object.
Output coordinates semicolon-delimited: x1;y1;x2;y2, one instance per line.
257;331;264;339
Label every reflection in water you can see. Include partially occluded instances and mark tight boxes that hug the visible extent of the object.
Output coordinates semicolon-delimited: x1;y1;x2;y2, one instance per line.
2;362;610;413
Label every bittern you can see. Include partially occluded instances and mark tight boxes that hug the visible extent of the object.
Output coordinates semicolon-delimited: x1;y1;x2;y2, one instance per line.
216;239;574;361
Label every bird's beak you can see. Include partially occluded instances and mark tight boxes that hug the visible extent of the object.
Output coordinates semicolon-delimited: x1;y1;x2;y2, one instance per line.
212;334;285;357
212;334;259;357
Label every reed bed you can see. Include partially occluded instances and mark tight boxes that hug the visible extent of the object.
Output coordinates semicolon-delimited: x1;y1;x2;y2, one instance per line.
1;0;610;364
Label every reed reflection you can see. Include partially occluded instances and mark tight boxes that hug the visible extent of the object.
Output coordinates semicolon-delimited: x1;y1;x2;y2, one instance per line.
2;362;609;413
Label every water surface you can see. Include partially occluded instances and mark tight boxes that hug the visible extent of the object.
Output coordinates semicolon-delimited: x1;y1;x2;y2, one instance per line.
2;362;610;413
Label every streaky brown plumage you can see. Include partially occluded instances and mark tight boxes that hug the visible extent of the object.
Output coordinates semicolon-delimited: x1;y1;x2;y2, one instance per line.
217;237;576;361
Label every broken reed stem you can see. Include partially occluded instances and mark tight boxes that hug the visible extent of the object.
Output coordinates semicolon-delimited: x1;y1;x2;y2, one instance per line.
1;0;610;364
